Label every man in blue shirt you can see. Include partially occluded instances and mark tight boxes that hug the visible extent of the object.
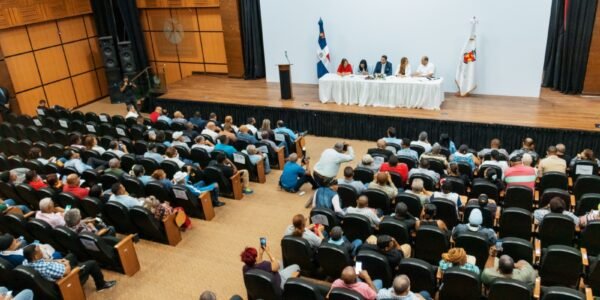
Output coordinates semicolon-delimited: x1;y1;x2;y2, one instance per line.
382;127;402;146
173;170;224;207
189;111;207;129
397;138;419;161
273;120;298;142
214;135;237;157
237;125;258;144
109;183;142;208
0;233;62;266
279;153;317;193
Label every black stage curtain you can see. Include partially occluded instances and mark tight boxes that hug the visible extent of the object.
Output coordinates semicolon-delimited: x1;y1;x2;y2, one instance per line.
239;0;266;79
156;98;600;159
543;0;598;94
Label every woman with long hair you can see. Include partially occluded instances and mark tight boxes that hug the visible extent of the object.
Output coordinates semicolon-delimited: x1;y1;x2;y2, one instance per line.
337;58;353;76
260;118;274;140
356;59;369;75
395;57;411;77
284;214;324;248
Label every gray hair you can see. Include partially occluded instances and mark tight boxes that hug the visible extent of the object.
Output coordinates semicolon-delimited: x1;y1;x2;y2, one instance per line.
109;158;120;168
431;143;441;154
334;142;344;151
63;208;82;227
199;291;217;300
411;178;424;192
246;144;257;155
418;131;428;141
288;153;298;162
522;153;533;166
39;198;54;212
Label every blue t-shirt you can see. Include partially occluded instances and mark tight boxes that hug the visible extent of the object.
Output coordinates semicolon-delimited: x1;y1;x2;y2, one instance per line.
280;162;305;189
214;143;237;156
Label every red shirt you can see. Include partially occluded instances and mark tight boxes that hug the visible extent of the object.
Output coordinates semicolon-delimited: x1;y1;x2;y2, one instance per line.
337;63;353;74
28;180;48;191
63;185;90;200
380;162;409;183
149;111;160;123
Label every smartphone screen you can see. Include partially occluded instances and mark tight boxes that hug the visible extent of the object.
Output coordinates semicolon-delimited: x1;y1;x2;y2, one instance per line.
260;237;266;247
355;262;362;274
65;205;71;211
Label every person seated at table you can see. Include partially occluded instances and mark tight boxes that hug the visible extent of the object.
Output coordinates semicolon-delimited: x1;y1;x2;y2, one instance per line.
356;59;369;75
414;56;435;78
373;55;393;76
395;57;411;77
337;58;353;76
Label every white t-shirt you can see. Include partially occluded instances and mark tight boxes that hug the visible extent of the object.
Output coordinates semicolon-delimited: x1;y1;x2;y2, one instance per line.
395;64;412;76
416;62;435;76
125;111;139;119
201;129;219;141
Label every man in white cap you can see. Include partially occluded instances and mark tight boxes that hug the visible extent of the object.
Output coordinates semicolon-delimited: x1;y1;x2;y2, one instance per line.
451;208;497;245
171;131;190;152
173;170;224;207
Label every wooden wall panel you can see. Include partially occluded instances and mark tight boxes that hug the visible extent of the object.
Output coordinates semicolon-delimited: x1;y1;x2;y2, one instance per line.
219;0;244;78
137;0;219;8
200;32;226;63
198;8;222;31
151;32;178;62
72;71;100;105
96;68;108;95
583;3;600;94
88;37;103;68
83;14;96;37
144;32;155;61
10;5;45;26
34;46;69;83
57;17;86;43
5;53;41;92
27;21;61;50
205;64;227;73
180;63;204;77
178;32;203;63
161;62;182;84
16;87;45;116
147;9;172;31
63;39;93;75
44;78;77;108
139;10;149;31
0;27;32;56
43;0;68;20
173;8;199;31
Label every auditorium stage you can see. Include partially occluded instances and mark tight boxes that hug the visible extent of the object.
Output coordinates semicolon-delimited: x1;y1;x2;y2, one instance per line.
155;75;600;155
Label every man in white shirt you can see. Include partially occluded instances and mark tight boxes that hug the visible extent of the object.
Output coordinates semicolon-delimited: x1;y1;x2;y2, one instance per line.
200;122;220;141
313;142;355;183
171;131;190;152
414;56;435;78
245;117;258;135
410;131;432;153
191;135;214;153
480;149;509;177
124;104;138;119
346;195;381;227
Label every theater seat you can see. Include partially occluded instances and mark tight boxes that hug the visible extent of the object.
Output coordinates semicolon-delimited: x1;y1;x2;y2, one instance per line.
232;152;266;183
130;207;181;246
397;258;437;296
79;232;140;276
438;268;481;300
52;226;91;261
243;268;281;300
171;185;214;220
487;278;531;300
328;287;364;300
103;201;137;234
13;264;84;300
204;166;243;200
283;277;326;300
356;250;393;287
316;243;351;280
281;236;317;277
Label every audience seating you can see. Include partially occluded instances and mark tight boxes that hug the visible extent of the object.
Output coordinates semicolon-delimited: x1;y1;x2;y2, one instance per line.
243;268;281;300
378;217;410;245
130;207;182;246
414;226;449;265
337;185;358;209
316;243;351;280
396;258;437;296
281;236;317;277
356;250;393;287
79;232;140;276
438;268;481;300
454;231;490;271
340;214;372;242
396;193;423;218
282;277;327;300
499;208;532;240
363;189;391;215
204;166;243;200
328;287;364;300
487;278;531;300
352;167;374;184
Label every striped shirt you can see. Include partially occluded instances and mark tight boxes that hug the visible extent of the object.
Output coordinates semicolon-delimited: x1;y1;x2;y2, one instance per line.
504;165;536;191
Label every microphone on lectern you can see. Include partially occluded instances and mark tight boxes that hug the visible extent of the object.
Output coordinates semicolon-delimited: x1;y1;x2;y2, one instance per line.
285;50;291;65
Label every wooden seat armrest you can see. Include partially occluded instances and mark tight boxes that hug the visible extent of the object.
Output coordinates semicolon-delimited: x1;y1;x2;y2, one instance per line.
295;136;305;158
230;171;243;200
97;228;109;236
534;239;541;263
533;277;541;300
198;192;215;221
275;147;285;169
114;234;140;276
494;206;501;227
585;288;593;300
568;177;573;188
57;267;85;300
499;190;505;198
581;248;589;266
256;158;266;183
570;195;576;210
534;190;539;202
436;267;442;281
162;212;182;246
23;211;35;219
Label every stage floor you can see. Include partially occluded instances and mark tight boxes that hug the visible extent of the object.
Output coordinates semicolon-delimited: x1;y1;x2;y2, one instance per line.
159;75;600;132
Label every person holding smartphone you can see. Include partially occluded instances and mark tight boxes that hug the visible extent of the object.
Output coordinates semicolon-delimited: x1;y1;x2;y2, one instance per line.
240;242;300;289
313;142;355;186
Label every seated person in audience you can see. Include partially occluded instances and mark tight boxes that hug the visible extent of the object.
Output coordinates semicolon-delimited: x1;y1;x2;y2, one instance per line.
245;145;270;174
466;194;497;217
538;145;566;176
106;141;128;158
0;170;23;185
405;178;431;205
214;135;237;157
533;197;578;225
143;196;192;229
191;135;215;153
35;198;65;228
212;153;253;194
480;149;509;177
25;170;47;191
414;56;435;77
368;172;399;200
389;203;417;231
23;244;116;291
478;168;505;192
171;131;190;152
579;204;599;227
323;226;362;257
481;254;537;289
280;154;317;193
0;198;31;215
438;133;457;155
63;174;90;199
208;112;221;127
63;150;96;173
201;122;221;141
478;138;509;160
157;109;172;125
311;183;343;215
570;148;600;169
0;233;62;266
358;154;382;173
450;144;479;171
143;143;164;163
164;146;186;168
173;169;223;207
377;275;432;300
28;147;56;165
431;180;461;211
504;154;536;191
237;125;258;144
131;116;146;133
408;159;440;184
69;134;85;150
149;106;162;123
328;266;380;299
368;139;394;163
222;116;239;133
383;127;402;146
109;183;142;208
183;123;200;142
397;138;419;161
171;111;187;124
410;132;432;153
314;142;355;184
415;204;448;232
338;166;366;194
130;164;152;185
150;169;173;190
104;158;125;178
555;143;571;165
509;137;539;163
83;135;106;155
189;111;207;130
372;235;411;271
45;174;63;194
155;131;171;147
395;57;411;77
220;124;238;142
445;163;470;188
373;54;393;76
124;104;138;119
283;214;323;248
260;119;275;140
274;120;300;142
337;58;353;76
240;245;299;290
245;117;258;135
346;195;381;228
438;247;479;275
452;208;497;245
64;208;119;245
260;131;287;156
420;143;449;168
356;59;370;75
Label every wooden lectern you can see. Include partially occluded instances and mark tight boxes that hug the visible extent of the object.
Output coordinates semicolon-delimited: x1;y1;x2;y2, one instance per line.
278;64;293;99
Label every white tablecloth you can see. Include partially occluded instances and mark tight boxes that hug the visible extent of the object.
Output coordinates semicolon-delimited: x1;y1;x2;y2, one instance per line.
318;73;445;110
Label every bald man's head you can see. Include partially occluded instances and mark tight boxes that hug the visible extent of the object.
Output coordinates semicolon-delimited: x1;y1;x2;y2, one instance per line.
377;139;387;149
340;266;357;284
357;195;368;208
392;275;411;296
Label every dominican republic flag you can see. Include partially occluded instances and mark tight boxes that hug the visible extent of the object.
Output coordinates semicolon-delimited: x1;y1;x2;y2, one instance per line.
317;18;330;78
455;17;478;96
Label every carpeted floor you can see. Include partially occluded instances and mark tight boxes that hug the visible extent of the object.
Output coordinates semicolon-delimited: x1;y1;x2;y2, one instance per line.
75;99;376;300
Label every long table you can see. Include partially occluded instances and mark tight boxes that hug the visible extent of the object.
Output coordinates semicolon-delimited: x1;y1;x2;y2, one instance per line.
318;73;445;110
